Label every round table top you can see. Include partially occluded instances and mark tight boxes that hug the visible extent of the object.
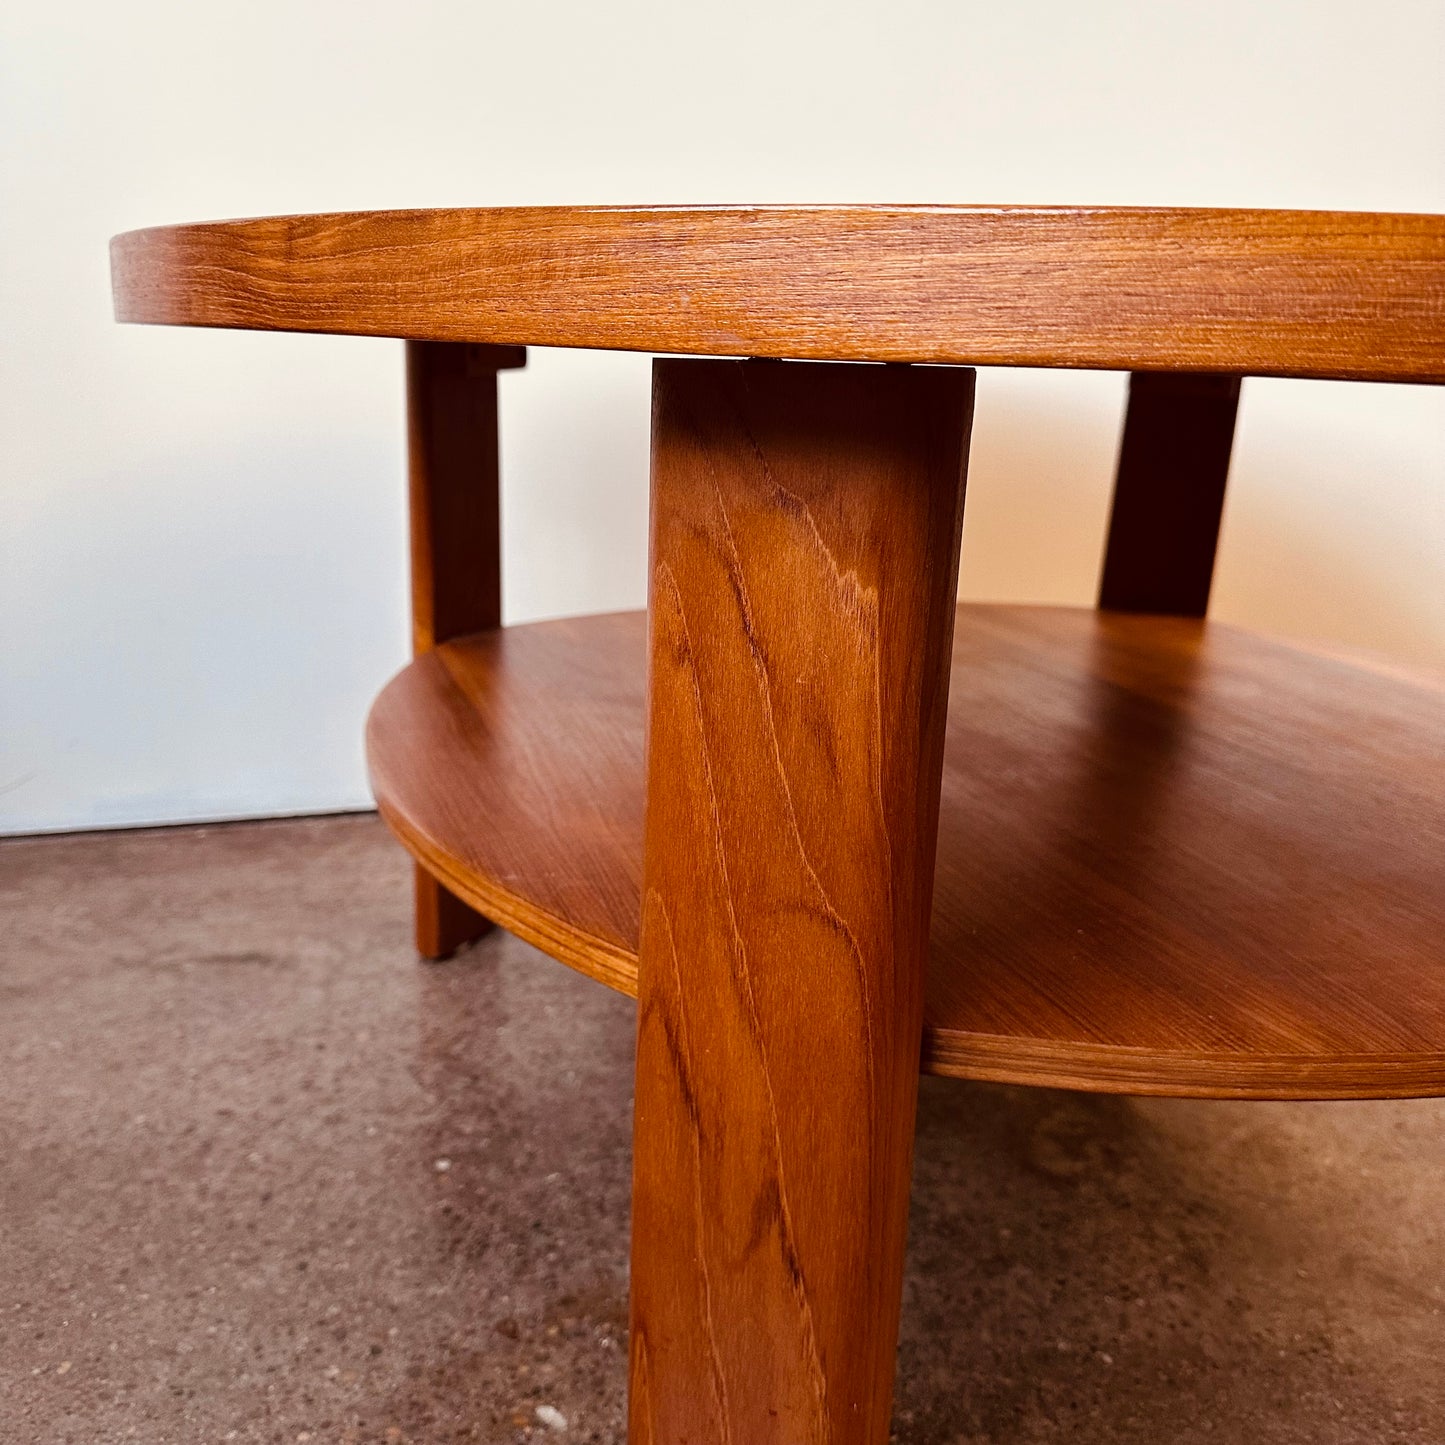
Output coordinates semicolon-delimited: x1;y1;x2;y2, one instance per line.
111;205;1445;383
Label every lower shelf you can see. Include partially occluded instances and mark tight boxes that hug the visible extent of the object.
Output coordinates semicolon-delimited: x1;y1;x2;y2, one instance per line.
366;605;1445;1099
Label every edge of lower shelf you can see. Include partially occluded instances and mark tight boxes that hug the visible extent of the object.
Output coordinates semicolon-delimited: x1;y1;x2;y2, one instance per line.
402;815;1445;1100
398;812;1445;1099
919;1034;1445;1101
377;797;640;998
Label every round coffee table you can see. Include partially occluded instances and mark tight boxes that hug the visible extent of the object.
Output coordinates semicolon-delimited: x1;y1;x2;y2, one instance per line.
112;205;1445;1443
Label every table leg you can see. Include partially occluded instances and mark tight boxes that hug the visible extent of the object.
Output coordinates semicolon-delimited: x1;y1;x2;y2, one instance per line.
405;339;526;959
1098;371;1241;616
629;358;975;1443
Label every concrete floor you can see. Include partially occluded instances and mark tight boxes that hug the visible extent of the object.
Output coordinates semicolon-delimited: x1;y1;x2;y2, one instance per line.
2;815;1442;1445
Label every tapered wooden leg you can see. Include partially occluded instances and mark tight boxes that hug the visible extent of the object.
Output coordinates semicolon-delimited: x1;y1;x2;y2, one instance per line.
1098;371;1241;616
406;339;526;960
629;359;975;1444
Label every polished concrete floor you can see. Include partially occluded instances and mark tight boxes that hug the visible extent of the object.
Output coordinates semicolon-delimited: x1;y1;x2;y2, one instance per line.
2;814;1442;1444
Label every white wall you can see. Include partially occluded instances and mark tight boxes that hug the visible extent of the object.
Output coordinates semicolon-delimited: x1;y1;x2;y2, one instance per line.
2;0;1441;834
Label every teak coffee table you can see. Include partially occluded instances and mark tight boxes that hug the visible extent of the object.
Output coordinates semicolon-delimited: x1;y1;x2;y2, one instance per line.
112;206;1445;1442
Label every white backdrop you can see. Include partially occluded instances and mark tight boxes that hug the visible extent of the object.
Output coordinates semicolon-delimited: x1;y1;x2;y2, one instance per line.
2;0;1441;834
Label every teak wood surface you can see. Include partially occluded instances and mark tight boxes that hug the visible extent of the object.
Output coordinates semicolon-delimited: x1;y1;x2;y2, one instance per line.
111;203;1445;1442
405;340;524;959
627;359;973;1442
367;605;1445;1101
112;205;1445;383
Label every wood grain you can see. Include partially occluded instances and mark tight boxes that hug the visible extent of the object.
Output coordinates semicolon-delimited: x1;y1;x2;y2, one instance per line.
1099;372;1241;615
627;359;973;1443
112;206;1445;383
369;614;644;992
365;604;1445;1100
113;198;1445;1439
406;339;525;959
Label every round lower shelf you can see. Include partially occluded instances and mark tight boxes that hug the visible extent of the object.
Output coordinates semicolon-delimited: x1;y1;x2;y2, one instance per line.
366;605;1445;1099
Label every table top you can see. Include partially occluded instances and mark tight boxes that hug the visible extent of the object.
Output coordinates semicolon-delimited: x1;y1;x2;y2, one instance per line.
111;205;1445;383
